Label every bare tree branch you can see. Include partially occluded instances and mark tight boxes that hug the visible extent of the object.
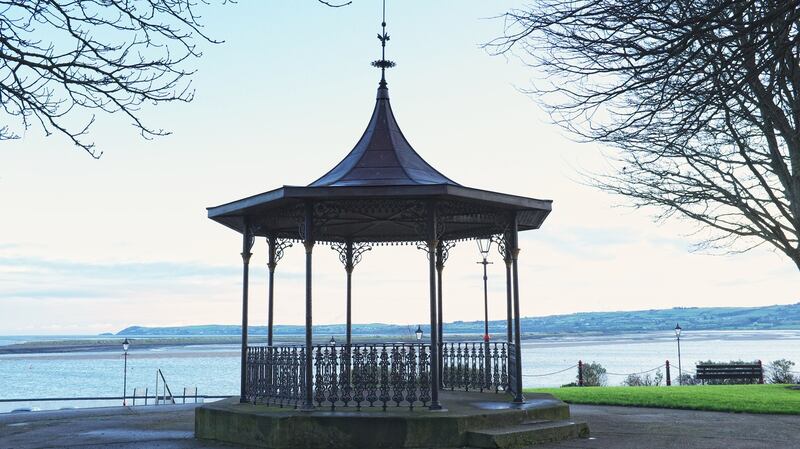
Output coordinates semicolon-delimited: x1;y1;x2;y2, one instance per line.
0;0;227;157
490;0;800;270
317;0;352;7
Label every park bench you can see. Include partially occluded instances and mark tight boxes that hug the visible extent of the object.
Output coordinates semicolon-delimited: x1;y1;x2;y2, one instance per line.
695;361;764;385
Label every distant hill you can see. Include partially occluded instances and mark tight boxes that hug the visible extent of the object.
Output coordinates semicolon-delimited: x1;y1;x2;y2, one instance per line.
118;303;800;336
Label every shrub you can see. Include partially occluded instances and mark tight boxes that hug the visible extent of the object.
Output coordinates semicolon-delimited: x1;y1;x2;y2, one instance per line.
767;359;797;384
622;369;664;387
677;373;698;385
579;361;607;386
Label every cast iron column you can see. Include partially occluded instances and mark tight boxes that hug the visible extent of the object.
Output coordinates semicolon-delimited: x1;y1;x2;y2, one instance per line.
267;236;277;346
240;221;254;403
435;241;444;387
510;215;524;403
427;205;442;410
302;203;315;410
504;231;513;343
345;240;354;346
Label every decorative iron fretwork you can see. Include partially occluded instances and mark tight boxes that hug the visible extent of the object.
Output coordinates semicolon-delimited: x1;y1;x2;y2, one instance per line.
245;342;441;410
331;241;372;272
274;238;292;264
491;233;511;262
440;341;510;393
245;341;508;409
416;240;435;261
267;237;293;270
436;240;456;269
245;345;307;407
241;223;256;263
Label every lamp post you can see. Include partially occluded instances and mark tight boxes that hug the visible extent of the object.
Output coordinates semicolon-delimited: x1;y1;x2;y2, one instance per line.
122;338;130;405
476;238;493;342
476;238;493;389
674;323;682;385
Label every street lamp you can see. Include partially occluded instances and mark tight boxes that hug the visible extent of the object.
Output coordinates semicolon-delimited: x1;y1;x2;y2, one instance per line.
476;238;493;343
415;325;423;341
674;323;682;385
329;336;336;346
122;338;130;405
477;238;493;388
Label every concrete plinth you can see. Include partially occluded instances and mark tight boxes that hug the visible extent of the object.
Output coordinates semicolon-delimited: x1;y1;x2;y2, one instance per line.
195;391;588;449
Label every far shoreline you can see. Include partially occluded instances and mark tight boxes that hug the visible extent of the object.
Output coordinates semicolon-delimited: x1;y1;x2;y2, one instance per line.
2;329;800;356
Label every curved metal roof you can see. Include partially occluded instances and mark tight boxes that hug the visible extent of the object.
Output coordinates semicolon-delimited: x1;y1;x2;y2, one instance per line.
310;81;458;187
207;78;553;242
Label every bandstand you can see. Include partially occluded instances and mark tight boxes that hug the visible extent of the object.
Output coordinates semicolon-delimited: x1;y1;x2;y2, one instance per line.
205;12;551;414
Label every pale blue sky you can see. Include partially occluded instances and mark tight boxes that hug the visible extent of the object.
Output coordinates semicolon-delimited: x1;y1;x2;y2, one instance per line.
1;1;797;335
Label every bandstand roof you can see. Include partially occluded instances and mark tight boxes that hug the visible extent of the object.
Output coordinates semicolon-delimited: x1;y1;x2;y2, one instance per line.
207;80;552;243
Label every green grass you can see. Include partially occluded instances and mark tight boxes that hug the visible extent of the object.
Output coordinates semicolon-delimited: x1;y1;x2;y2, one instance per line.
526;384;800;415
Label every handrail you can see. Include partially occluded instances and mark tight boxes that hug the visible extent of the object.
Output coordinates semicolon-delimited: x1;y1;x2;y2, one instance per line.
157;368;176;405
0;394;232;403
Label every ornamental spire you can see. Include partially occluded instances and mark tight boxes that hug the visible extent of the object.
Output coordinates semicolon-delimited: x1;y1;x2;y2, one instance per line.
370;0;395;95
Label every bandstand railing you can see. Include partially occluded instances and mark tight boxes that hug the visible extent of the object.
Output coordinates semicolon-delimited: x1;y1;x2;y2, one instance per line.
246;341;510;410
441;341;509;393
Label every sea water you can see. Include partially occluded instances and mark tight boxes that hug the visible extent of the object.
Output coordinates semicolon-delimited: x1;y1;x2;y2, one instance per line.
2;330;800;413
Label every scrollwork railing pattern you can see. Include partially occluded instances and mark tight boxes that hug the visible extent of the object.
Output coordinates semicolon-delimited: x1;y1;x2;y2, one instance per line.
441;341;509;393
247;341;509;410
245;345;307;407
247;343;433;410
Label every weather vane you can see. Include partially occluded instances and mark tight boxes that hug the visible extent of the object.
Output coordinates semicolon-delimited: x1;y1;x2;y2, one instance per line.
371;0;395;82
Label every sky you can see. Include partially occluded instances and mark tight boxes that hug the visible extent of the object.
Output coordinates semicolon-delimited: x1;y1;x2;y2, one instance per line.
0;1;798;335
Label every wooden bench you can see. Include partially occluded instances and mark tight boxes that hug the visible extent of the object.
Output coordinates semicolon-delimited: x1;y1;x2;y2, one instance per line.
695;361;764;384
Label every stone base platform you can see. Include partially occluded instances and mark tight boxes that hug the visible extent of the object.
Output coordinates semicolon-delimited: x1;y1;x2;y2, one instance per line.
194;391;589;449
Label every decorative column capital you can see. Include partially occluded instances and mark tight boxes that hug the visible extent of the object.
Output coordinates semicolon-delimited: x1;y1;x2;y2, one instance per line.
303;240;315;254
241;252;252;264
512;248;521;259
267;261;277;272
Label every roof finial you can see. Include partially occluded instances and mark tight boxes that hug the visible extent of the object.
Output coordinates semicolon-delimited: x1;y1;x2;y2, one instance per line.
371;0;395;95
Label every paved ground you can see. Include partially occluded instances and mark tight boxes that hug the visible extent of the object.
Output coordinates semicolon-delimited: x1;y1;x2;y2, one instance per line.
539;405;800;449
1;403;799;448
0;404;235;449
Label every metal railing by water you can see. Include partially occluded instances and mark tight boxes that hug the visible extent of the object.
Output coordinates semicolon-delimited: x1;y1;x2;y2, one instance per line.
0;394;231;404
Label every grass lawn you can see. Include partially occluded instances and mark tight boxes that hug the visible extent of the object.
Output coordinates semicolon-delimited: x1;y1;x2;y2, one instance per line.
527;384;800;415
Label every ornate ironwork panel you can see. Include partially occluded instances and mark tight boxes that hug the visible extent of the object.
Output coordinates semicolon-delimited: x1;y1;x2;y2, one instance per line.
440;342;510;393
245;345;307;408
245;341;508;410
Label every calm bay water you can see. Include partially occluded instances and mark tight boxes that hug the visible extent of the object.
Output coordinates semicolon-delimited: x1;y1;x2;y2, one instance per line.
2;330;800;413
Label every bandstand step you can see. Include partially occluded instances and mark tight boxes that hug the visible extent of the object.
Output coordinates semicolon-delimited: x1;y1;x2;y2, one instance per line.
465;420;590;449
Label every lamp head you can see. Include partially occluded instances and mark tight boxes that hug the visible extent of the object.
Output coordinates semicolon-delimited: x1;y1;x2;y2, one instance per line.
476;237;492;257
122;338;130;352
415;325;423;341
674;323;682;337
329;336;336;345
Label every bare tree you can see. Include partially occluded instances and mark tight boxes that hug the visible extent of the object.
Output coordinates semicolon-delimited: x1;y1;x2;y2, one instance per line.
490;0;800;270
0;0;225;158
